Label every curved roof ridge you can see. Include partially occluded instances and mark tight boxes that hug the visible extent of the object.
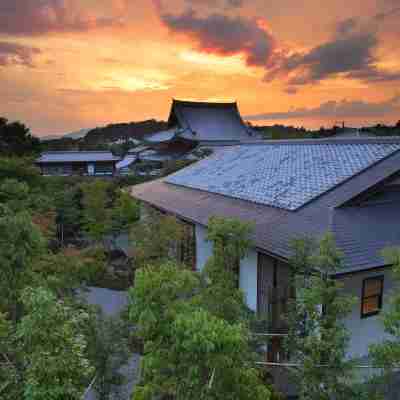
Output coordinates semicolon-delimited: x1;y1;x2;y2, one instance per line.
172;98;238;108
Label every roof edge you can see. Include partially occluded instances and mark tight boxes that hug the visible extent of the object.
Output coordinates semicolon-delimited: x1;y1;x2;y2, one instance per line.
172;98;238;108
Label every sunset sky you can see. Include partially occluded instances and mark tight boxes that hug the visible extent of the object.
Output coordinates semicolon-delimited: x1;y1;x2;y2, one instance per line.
1;0;400;136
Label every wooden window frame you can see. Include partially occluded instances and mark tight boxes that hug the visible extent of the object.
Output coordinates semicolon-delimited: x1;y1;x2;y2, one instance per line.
361;275;384;319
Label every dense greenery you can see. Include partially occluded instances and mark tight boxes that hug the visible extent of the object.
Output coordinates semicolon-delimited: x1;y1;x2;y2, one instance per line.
129;216;272;400
0;158;136;399
285;234;380;399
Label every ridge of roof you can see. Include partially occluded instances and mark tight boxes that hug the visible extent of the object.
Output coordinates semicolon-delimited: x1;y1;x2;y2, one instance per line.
40;150;115;154
172;99;237;108
237;137;400;145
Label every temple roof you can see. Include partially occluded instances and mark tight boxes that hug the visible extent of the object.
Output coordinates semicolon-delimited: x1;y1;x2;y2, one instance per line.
168;99;257;143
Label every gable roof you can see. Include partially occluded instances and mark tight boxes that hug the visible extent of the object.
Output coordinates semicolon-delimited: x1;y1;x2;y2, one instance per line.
130;138;400;275
167;99;257;143
166;140;400;211
37;151;121;163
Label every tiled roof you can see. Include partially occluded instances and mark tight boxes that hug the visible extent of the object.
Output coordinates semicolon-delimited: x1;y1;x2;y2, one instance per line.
116;155;137;169
166;141;400;210
144;128;178;143
169;99;258;143
37;151;121;163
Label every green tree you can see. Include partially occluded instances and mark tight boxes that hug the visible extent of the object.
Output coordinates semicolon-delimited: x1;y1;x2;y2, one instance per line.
0;210;46;323
130;207;184;269
81;180;112;243
109;191;140;244
18;287;94;400
0;178;30;213
0;312;20;400
54;186;82;245
200;216;253;323
129;262;270;400
285;234;357;400
0;157;42;186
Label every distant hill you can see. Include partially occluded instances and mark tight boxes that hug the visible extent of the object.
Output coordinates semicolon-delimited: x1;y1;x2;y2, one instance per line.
39;128;91;142
84;119;168;145
63;128;91;139
40;119;169;151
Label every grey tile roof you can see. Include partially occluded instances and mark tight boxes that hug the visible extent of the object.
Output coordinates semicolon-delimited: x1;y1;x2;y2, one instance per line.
130;139;400;274
166;142;400;211
116;155;137;169
37;151;121;163
169;99;258;143
144;128;178;143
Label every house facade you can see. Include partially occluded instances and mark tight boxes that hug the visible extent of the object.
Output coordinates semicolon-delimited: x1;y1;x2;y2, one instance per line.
36;151;121;176
130;138;400;361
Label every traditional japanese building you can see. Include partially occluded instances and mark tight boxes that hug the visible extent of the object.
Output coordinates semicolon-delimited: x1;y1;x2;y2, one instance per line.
144;99;259;147
117;99;260;175
36;151;121;176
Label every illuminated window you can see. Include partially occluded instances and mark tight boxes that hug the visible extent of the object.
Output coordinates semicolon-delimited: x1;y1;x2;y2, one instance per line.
361;276;384;318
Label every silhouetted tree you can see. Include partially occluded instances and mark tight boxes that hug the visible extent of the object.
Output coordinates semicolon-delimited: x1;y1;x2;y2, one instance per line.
0;118;40;156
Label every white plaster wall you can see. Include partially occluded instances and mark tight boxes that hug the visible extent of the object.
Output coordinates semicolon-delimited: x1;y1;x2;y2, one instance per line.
195;224;213;272
341;268;395;359
195;224;258;311
239;249;258;311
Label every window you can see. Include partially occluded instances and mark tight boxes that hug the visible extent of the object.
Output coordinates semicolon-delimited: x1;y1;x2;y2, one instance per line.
361;276;384;318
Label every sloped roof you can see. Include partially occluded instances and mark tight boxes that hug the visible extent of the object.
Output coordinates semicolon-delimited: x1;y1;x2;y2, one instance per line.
144;128;178;144
166;140;400;211
168;99;257;142
130;138;400;274
116;155;137;169
37;151;121;163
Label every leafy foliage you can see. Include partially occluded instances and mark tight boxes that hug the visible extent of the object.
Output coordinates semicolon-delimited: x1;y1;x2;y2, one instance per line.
130;206;184;269
200;216;253;323
81;180;113;242
285;234;358;400
110;191;140;237
18;287;94;400
0;210;46;322
129;262;270;400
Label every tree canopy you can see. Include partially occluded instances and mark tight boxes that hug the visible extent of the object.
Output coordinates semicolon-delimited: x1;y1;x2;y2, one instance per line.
0;118;40;156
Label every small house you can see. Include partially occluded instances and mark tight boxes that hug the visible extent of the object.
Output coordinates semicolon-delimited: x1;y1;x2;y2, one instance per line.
36;151;121;176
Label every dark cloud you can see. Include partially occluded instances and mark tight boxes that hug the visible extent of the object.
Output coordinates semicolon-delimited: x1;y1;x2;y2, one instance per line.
0;42;41;67
0;0;123;36
347;67;400;83
265;15;400;86
159;8;276;67
335;17;358;35
284;86;298;95
245;96;400;120
184;0;243;8
155;1;400;87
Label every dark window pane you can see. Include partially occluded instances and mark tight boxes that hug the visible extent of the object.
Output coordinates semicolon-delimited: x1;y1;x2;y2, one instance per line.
364;279;382;297
362;296;380;315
